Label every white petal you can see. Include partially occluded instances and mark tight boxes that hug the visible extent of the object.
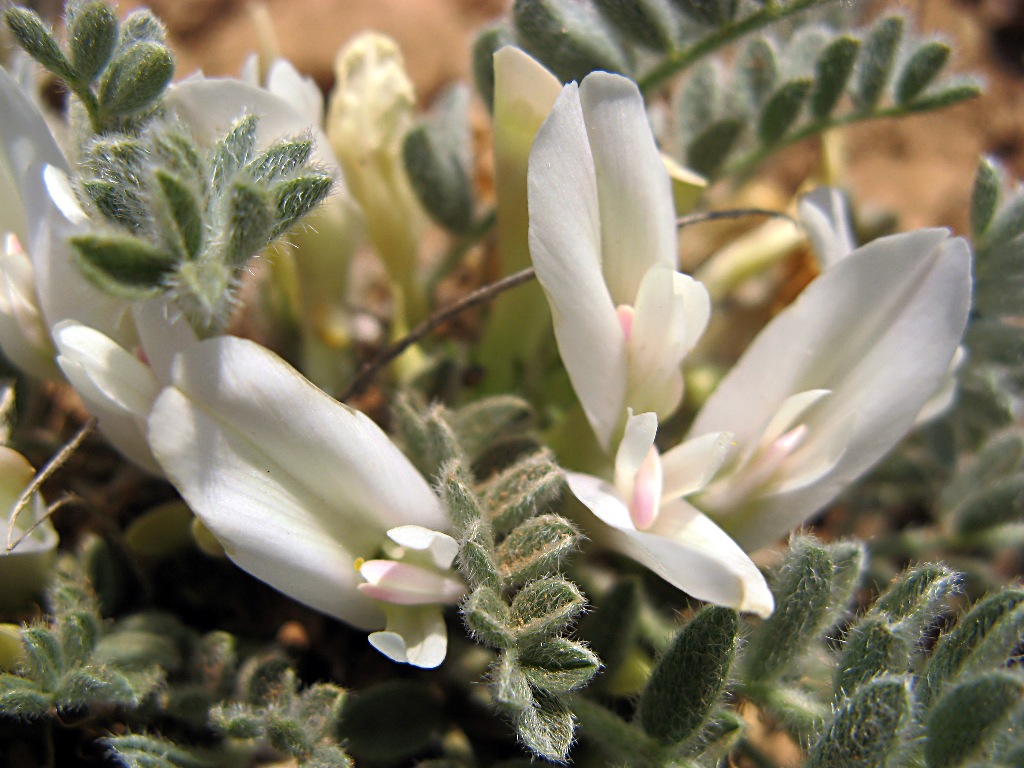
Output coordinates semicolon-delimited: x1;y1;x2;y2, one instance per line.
368;604;447;668
167;337;445;532
30;166;135;344
627;265;708;418
528;82;625;449
799;187;856;270
149;384;384;629
660;431;735;500
613;411;658;489
130;300;198;385
266;59;325;127
693;230;972;549
566;471;634;531
358;560;465;605
0;65;66;241
54;321;161;474
0;237;58;379
756;389;832;449
577;73;677;304
387;525;460;569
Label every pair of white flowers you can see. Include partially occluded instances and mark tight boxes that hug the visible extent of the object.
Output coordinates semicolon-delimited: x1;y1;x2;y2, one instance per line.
519;48;971;616
0;42;970;666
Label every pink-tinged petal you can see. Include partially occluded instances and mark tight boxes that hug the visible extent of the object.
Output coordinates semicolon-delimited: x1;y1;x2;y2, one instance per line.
756;389;831;450
148;383;384;629
54;321;162;475
692;230;972;549
614;411;658;490
528;82;625;450
162;336;445;533
368;605;448;668
660;431;734;500
577;73;677;304
629;446;662;531
386;525;460;569
358;560;465;605
799;187;855;270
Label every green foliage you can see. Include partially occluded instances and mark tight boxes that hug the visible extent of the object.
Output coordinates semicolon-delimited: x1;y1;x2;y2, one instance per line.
403;85;475;233
639;606;738;745
72;112;333;335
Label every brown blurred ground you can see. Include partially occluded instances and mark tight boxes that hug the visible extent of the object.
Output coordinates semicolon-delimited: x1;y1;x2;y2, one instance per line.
117;0;1024;233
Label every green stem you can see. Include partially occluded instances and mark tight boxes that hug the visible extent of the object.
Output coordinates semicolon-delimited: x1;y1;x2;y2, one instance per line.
723;92;980;178
638;0;829;93
71;83;104;134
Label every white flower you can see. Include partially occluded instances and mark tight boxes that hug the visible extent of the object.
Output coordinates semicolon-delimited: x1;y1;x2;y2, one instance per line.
526;70;770;615
567;411;774;616
688;222;972;551
146;336;462;668
527;71;710;451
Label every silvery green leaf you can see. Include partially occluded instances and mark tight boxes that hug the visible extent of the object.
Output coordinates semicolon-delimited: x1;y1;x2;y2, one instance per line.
71;233;175;297
925;672;1024;768
20;627;64;691
758;78;811;145
895;40;951;105
971;157;1003;241
593;0;677;52
870;562;959;628
513;0;630;84
510;578;585;643
807;676;911;768
834;618;911;695
471;24;515;111
493;650;533;708
981;193;1024;253
56;667;142;708
452;395;533;461
811;35;860;118
403;121;474;233
738;38;778;108
520;637;600;692
483;451;565;533
67;2;119;83
154;170;203;260
443;462;486;531
59;610;100;669
223;178;274;267
920;588;1024;707
686;117;745;177
245;139;314;183
271;171;334;236
117;9;167;50
462;586;513;648
902;80;980;112
82;179;145;230
639;606;737;745
0;675;51;717
496;514;581;584
460;527;502;593
98;41;174;117
852;16;904;111
744;538;835;683
5;8;76;81
515;688;576;761
211;115;258;192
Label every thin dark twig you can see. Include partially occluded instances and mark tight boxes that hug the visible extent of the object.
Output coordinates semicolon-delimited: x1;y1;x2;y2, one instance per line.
6;417;95;552
341;267;537;401
677;208;796;228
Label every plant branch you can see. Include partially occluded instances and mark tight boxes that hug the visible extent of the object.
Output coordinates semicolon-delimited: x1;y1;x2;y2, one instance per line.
638;0;828;93
678;208;796;228
342;267;536;400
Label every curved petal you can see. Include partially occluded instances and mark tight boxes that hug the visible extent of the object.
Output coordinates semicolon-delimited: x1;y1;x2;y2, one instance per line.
53;321;161;475
692;230;972;549
0;237;58;379
387;525;460;569
577;73;677;304
660;431;734;500
528;82;625;449
157;336;446;534
368;604;447;668
358;560;465;605
149;384;384;629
